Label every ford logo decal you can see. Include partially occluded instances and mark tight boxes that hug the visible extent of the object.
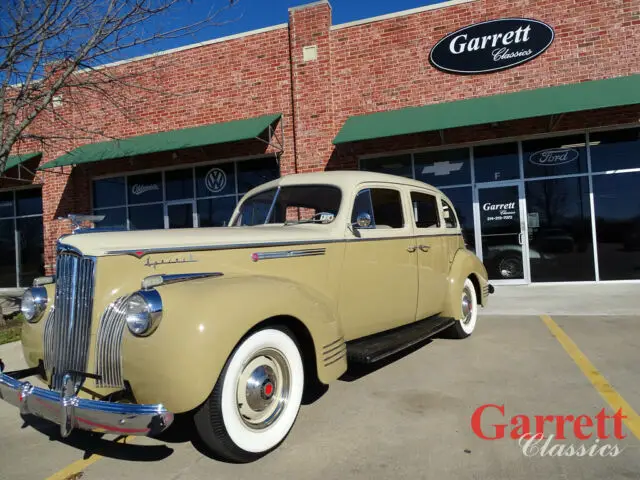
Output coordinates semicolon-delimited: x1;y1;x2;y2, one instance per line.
429;18;555;75
529;148;580;166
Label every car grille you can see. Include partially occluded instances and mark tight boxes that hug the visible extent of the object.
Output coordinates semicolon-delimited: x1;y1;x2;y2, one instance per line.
95;296;130;389
43;250;96;391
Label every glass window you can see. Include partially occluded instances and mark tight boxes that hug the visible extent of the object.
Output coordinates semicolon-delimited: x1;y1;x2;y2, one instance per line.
525;176;594;282
128;173;162;205
367;188;404;229
414;148;471;187
237;158;279;194
523;135;588;178
165;168;194;201
474;143;519;183
198;197;237;227
442;187;475;253
129;204;164;230
17;217;44;286
0;219;16;287
15;189;43;216
93;177;126;208
196;163;235;198
441;199;457;228
0;191;13;218
410;192;440;229
360;154;412;179
593;171;640;280
589;128;640;173
95;208;127;229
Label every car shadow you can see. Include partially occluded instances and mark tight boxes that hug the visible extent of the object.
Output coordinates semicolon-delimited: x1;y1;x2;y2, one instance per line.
339;337;434;382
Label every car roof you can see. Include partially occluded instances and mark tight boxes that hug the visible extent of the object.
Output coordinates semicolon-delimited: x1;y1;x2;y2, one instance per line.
251;170;441;193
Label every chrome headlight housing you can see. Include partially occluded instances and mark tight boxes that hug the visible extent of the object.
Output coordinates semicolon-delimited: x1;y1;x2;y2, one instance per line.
21;287;48;323
125;289;163;337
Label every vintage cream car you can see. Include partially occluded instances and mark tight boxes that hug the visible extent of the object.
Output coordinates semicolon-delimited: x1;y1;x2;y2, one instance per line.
0;171;493;463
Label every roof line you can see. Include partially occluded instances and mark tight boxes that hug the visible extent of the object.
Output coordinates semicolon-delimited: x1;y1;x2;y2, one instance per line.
75;23;289;74
330;0;476;31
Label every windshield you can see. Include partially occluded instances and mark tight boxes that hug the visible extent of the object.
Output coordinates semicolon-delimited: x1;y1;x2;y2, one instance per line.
232;185;342;226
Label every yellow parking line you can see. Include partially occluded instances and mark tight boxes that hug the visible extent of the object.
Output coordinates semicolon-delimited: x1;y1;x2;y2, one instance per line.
45;435;132;480
541;314;640;440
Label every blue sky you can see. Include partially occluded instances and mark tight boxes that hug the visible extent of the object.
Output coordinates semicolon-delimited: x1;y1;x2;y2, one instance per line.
125;0;445;60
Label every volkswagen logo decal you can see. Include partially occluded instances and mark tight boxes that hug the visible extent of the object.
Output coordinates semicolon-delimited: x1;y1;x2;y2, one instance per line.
205;168;227;193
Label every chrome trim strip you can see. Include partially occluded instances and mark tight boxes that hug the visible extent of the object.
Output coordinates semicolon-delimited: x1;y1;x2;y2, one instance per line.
142;272;224;289
42;309;55;373
105;234;463;257
252;248;326;261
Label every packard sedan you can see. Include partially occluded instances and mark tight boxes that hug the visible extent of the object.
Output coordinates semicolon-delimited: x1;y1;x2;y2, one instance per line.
0;171;492;463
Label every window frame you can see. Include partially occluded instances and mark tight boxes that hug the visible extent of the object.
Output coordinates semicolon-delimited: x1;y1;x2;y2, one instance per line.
349;183;411;235
408;188;448;235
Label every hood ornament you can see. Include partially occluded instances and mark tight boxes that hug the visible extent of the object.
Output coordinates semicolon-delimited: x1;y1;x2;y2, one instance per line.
60;214;106;233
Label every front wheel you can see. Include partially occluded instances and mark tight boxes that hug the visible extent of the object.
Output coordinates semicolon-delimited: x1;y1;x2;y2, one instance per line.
194;327;305;463
444;278;478;339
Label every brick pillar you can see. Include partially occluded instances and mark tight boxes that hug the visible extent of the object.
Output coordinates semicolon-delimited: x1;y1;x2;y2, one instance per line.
288;1;334;173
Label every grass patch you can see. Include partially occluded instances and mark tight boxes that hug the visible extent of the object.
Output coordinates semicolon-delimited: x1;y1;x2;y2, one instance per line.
0;314;23;345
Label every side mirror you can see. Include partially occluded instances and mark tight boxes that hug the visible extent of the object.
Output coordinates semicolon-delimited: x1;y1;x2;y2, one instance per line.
353;212;372;228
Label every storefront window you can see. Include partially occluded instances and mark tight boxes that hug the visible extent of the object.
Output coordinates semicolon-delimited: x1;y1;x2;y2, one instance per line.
93;177;126;209
237;158;279;193
589;128;640;172
0;188;44;288
128;172;163;205
474;143;519;183
97;208;127;229
414;148;471;187
441;186;475;253
525;177;594;282
196;163;235;198
129;204;164;230
522;135;588;179
165;168;194;201
198;197;238;227
360;154;412;178
593;171;640;280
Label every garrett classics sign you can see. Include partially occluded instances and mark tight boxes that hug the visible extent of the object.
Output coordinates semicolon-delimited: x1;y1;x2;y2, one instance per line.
429;18;555;74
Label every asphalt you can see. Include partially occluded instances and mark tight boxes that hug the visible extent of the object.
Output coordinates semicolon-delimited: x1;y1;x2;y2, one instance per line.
1;313;640;479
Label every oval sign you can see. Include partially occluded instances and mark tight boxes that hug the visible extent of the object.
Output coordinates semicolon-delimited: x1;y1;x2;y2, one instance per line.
429;18;554;74
529;148;580;166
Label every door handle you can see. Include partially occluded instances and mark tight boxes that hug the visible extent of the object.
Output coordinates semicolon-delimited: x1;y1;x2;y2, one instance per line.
518;233;523;245
418;244;431;252
407;246;417;253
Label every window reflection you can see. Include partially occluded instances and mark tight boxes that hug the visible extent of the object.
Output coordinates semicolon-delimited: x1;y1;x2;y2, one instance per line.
0;219;16;287
360;155;412;178
198;197;237;227
17;217;44;286
525;177;594;281
165;168;194;201
474;143;519;183
590;128;640;173
129;204;164;230
593;171;640;280
93;177;125;209
441;187;475;253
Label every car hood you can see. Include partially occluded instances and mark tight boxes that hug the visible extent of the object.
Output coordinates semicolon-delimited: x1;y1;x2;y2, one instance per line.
59;225;335;257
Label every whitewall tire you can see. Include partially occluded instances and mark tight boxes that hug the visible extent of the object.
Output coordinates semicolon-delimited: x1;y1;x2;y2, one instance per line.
194;327;304;463
446;277;478;339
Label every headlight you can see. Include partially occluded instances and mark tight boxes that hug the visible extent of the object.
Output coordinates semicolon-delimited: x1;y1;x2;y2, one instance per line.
125;289;163;337
21;287;48;323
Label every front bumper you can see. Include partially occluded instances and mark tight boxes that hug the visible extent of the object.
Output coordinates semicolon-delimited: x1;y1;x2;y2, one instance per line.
0;366;173;438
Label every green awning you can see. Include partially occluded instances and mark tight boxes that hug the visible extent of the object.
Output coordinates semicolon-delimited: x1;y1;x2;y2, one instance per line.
333;74;640;144
40;113;282;169
1;152;42;174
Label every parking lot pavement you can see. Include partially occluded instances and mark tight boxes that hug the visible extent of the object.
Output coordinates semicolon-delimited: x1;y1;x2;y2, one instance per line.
2;315;640;480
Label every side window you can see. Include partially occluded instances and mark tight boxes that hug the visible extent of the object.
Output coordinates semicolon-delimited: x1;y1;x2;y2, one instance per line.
352;188;404;229
411;191;440;229
441;199;458;228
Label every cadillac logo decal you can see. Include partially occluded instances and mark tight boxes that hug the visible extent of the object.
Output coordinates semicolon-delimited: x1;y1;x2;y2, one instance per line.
429;18;555;74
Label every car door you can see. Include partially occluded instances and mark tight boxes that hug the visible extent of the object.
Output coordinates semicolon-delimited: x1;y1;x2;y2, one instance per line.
409;189;448;320
337;184;419;341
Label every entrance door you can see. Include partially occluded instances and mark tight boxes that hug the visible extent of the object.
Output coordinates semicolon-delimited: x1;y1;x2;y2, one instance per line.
165;200;196;229
475;182;529;284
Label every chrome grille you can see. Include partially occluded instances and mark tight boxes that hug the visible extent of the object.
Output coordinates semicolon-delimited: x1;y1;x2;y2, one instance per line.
95;296;130;388
44;251;96;390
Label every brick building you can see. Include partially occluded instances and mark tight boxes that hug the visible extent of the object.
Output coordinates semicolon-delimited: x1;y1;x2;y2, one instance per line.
1;0;639;288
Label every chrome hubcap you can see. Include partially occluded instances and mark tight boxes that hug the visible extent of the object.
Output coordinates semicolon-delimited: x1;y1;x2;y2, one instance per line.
461;288;473;325
237;348;290;430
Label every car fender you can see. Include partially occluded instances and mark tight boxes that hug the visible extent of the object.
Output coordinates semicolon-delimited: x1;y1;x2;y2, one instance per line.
441;248;490;319
120;274;346;413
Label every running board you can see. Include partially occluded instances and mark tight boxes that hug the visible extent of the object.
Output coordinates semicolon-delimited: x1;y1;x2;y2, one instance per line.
346;316;456;364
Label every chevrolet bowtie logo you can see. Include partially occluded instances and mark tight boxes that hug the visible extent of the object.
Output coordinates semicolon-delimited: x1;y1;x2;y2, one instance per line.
422;161;464;176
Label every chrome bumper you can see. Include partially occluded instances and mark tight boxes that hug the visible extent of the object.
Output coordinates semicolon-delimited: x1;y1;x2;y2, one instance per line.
0;368;173;438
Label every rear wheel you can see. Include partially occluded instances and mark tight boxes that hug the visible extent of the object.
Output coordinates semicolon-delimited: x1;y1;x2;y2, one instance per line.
445;278;478;339
194;327;304;463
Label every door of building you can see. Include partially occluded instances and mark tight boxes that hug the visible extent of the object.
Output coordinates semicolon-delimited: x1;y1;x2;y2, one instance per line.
475;181;530;284
165;200;197;229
